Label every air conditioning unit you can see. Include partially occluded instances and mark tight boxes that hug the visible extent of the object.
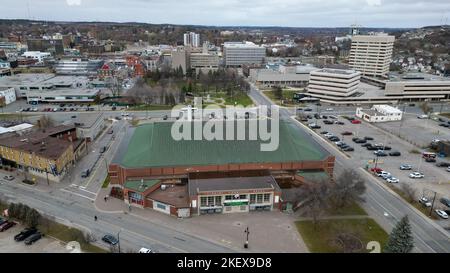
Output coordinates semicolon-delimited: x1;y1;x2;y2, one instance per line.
161;184;167;191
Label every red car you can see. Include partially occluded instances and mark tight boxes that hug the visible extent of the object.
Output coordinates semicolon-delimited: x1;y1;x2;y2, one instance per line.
351;120;362;124
0;221;16;232
370;167;383;173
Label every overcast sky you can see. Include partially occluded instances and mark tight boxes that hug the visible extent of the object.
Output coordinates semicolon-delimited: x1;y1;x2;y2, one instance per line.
2;0;449;28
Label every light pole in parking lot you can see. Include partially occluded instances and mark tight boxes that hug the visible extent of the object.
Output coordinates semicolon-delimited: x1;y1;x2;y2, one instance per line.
117;228;123;253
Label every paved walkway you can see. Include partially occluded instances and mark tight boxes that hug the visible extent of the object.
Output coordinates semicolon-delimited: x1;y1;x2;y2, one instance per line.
95;187;308;253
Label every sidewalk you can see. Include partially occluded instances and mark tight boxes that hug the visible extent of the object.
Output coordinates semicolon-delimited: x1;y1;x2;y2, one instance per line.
95;188;308;253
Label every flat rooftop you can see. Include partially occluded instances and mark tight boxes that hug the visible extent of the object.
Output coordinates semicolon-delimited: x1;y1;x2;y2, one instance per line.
27;88;100;97
188;176;280;195
119;121;329;169
387;72;450;82
148;184;190;208
0;73;54;86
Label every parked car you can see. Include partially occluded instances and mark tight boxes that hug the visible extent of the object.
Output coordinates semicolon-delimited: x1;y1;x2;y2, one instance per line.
364;136;374;141
326;108;334;111
400;164;412;170
3;175;14;181
324;133;334;138
439;123;450;128
308;123;321;129
370;167;383;173
435;210;448;219
352;138;366;144
24;232;43;245
329;136;340;142
419;197;432;207
425;157;436;163
107;129;114;134
342;146;354;152
323;120;334;125
351;120;361;124
377;171;390;177
334;121;345;125
304;108;312;112
386;177;399;183
417;115;429;119
436;162;450;167
366;145;379;151
14;228;37;242
440;198;450;208
341;131;353;136
381;173;393;180
102;234;119;245
409;172;424;179
320;131;328;135
0;217;6;226
374;150;388;157
447;166;450;172
163;115;168;120
138;247;154;253
0;221;16;232
389;151;401;156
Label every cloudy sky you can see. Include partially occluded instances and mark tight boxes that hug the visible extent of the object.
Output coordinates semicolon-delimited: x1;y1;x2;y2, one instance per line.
2;0;449;28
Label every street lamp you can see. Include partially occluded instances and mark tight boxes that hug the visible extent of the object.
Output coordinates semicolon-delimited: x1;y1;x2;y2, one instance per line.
244;226;249;249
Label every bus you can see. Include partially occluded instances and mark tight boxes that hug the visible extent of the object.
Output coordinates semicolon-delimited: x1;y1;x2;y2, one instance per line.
422;152;437;159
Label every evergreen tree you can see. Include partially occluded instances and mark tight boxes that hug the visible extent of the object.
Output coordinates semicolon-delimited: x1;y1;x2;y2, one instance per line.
384;216;414;253
25;208;41;228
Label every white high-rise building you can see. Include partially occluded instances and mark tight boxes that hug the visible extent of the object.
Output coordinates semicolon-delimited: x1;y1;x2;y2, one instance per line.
349;34;395;77
183;32;200;47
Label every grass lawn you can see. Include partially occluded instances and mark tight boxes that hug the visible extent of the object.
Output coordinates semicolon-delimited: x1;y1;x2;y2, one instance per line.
327;202;368;216
129;104;175;111
263;90;300;106
102;175;110;188
386;184;439;220
296;218;388;253
38;220;107;253
223;93;254;107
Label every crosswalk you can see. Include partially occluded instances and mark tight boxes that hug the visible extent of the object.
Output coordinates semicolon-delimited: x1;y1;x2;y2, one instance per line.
60;183;97;201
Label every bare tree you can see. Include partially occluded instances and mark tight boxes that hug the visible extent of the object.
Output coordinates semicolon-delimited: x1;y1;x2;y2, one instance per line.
330;169;366;209
36;115;55;129
419;101;433;116
295;179;332;229
400;183;416;203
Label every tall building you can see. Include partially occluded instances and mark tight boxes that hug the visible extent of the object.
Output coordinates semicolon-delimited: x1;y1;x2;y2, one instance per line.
349;34;395;77
27;38;64;55
183;32;200;48
306;68;361;101
223;41;266;67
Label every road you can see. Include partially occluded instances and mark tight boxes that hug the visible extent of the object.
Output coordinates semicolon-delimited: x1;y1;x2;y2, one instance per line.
248;83;450;253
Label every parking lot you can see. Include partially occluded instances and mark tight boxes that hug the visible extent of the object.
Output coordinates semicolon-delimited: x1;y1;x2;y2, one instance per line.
0;224;71;253
373;113;450;148
300;113;450;217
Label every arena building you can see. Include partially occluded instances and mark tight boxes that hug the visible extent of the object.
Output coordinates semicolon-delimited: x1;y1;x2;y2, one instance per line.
108;120;335;217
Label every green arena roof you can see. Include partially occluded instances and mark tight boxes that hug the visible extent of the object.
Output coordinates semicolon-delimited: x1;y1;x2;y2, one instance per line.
120;120;328;168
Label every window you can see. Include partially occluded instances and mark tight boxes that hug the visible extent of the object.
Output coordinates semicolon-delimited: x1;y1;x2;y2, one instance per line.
257;194;263;203
264;194;270;203
250;194;256;204
215;196;222;205
156;203;166;210
200;197;207;207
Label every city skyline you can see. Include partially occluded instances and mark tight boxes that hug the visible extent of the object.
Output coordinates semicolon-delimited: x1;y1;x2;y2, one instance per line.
1;0;449;28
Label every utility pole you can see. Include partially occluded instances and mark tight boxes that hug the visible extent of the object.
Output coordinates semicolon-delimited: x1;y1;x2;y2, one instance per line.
429;191;437;217
117;229;122;253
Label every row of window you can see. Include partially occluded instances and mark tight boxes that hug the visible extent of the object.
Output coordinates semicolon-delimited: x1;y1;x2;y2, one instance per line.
200;193;272;207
